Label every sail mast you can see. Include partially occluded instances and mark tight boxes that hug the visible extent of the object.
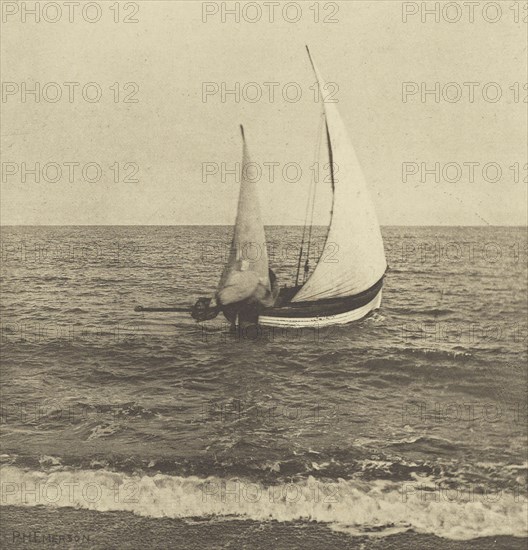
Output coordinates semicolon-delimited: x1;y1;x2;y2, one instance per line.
295;107;324;286
306;45;335;195
295;46;336;288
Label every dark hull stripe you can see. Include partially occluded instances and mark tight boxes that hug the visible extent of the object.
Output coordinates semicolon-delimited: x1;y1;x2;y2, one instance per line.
263;276;385;318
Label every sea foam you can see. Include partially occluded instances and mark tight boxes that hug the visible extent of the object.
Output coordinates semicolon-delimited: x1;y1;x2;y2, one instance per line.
1;465;526;541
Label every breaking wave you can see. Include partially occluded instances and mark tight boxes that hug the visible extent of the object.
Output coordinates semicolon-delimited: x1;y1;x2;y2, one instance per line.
1;465;526;541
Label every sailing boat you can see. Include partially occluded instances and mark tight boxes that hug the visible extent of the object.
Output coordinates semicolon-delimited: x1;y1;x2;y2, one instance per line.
258;47;387;327
136;47;387;328
211;125;279;329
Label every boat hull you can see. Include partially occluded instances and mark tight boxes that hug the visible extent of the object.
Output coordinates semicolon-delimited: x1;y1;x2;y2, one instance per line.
259;278;384;328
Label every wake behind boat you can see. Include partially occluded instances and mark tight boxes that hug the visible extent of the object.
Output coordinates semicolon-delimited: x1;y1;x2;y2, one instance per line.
135;47;387;328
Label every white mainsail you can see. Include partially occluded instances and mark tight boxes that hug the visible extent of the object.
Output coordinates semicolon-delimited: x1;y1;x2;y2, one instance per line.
292;50;386;302
217;126;271;307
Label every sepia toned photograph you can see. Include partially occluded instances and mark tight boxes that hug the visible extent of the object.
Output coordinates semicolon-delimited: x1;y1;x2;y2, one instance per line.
0;1;527;548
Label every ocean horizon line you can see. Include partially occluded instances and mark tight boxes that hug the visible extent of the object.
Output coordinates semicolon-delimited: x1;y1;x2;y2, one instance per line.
1;224;527;229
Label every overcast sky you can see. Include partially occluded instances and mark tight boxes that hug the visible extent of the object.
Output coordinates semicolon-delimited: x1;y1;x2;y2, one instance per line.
1;1;526;225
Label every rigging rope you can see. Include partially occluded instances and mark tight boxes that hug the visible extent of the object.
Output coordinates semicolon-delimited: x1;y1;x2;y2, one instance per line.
295;111;325;286
304;115;324;282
